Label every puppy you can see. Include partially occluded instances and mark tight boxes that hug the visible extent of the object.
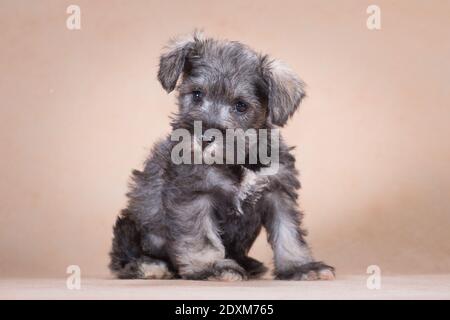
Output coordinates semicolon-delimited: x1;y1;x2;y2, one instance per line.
109;32;334;281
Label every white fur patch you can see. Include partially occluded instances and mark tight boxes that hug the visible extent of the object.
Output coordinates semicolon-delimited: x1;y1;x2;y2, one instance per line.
138;262;172;279
235;168;269;215
210;270;243;282
238;169;258;200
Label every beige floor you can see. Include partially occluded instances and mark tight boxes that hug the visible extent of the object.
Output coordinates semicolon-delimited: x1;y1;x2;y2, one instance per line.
1;275;449;300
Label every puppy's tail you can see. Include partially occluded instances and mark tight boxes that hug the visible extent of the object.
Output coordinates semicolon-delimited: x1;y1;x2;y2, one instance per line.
109;210;173;279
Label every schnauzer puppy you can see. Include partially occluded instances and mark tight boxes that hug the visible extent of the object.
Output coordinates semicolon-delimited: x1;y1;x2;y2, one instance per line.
109;33;334;281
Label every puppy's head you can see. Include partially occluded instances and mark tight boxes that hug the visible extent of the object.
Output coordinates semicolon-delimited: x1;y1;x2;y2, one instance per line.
158;32;305;131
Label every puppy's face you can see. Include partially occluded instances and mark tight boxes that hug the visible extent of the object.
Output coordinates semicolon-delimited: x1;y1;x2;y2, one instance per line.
158;33;306;131
176;41;268;132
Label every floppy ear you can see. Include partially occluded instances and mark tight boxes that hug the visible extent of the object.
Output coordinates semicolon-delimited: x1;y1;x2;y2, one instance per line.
261;58;306;127
157;34;199;93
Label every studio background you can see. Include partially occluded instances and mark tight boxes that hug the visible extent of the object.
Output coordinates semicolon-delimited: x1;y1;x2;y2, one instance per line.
1;0;449;279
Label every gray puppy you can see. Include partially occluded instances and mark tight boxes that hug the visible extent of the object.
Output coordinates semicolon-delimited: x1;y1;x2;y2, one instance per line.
109;33;334;281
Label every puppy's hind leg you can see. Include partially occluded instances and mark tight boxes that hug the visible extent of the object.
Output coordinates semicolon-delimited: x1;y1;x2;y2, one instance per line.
109;211;174;279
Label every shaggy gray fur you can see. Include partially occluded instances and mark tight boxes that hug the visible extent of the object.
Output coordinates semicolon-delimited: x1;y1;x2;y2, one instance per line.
109;33;334;281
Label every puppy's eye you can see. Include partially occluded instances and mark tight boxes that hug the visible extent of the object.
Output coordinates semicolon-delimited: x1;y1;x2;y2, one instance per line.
192;90;203;103
235;101;248;113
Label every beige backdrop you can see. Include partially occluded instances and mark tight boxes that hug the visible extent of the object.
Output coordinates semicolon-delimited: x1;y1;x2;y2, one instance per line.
1;0;449;278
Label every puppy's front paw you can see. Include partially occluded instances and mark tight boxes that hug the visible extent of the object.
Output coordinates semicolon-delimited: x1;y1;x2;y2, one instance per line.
275;261;335;281
181;259;247;281
209;259;247;281
211;269;245;282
